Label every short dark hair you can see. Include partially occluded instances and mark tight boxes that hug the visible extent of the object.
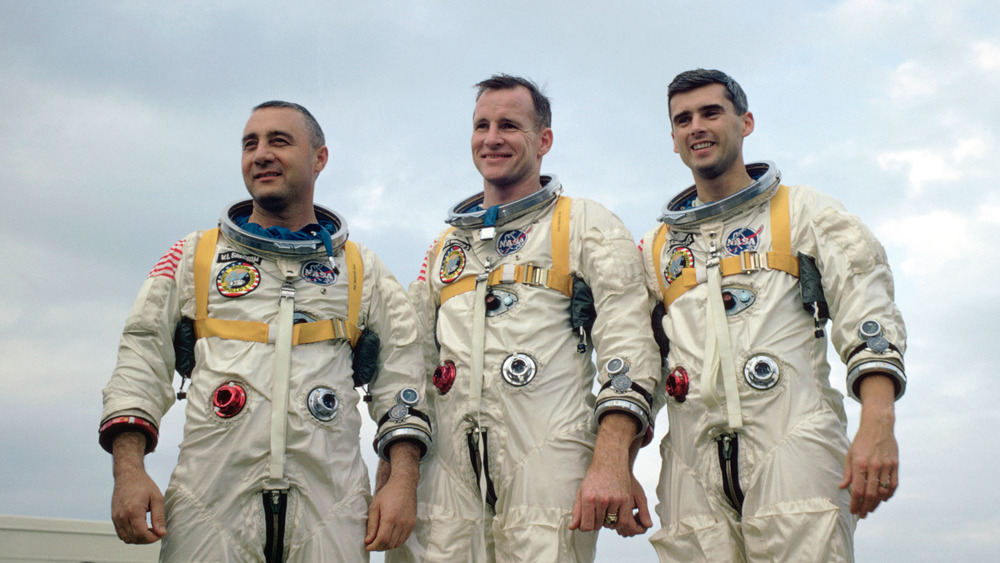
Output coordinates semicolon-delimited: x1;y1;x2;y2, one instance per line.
668;69;748;116
251;100;325;149
475;74;552;129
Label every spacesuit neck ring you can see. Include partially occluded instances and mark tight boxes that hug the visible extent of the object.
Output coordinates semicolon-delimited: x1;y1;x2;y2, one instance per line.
658;161;781;227
446;175;562;229
219;199;349;258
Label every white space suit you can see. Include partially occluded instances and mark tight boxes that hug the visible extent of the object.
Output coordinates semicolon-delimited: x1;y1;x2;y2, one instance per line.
392;177;660;562
639;163;906;562
100;201;431;562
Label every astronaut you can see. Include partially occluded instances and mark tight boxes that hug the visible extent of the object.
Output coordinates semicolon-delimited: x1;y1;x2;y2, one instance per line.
100;101;431;562
385;75;661;563
639;69;905;562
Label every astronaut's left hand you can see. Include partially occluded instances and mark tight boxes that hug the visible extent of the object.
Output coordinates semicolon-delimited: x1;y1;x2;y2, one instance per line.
570;412;644;533
840;374;899;518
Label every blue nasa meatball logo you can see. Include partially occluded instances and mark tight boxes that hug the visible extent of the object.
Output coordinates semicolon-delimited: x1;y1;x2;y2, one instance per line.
724;226;763;256
496;229;528;256
300;260;337;286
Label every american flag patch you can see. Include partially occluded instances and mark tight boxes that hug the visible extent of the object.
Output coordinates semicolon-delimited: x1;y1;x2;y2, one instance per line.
415;238;439;282
149;239;185;279
637;238;645;252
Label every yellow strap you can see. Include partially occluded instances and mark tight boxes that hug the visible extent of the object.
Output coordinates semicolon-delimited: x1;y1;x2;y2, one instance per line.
551;196;571;278
430;227;455;266
663;268;699;309
438;196;574;306
660;185;799;310
440;263;574;303
343;240;363;347
196;318;269;343
193;228;220;324
438;276;475;304
191;229;362;347
651;223;671;303
765;185;799;277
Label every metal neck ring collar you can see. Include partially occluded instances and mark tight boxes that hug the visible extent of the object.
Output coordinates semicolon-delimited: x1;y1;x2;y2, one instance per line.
446;175;562;228
219;199;349;258
658;161;781;227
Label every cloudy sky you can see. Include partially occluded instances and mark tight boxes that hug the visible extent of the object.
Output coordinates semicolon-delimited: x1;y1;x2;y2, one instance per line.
2;1;997;561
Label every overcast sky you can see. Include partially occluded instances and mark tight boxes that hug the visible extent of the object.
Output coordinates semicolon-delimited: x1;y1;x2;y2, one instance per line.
1;1;998;561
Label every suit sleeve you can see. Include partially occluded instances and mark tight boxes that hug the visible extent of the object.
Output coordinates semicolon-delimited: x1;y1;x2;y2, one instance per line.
790;186;907;401
100;233;199;453
361;244;434;460
575;200;663;439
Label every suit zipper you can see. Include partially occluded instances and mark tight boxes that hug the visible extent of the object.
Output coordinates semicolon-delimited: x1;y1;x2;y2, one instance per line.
717;433;745;514
263;489;287;563
466;426;498;507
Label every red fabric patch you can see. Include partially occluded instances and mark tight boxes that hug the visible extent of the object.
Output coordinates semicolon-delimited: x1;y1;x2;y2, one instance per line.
149;239;185;279
415;238;440;282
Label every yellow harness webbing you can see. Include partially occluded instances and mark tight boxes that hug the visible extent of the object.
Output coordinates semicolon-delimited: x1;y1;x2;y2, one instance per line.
651;223;671;303
654;185;799;310
438;196;574;305
428;227;456;267
192;228;362;347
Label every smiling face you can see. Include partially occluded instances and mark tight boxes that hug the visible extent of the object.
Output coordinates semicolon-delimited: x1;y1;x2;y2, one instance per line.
241;107;328;215
670;83;754;197
471;86;553;206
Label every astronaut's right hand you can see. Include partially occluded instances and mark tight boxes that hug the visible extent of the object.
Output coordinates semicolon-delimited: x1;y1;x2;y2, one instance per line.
111;432;166;544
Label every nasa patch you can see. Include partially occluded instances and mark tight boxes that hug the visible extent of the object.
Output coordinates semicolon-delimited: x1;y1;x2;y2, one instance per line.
665;247;694;284
724;226;763;256
439;244;466;283
217;261;261;297
300;260;337;286
496;228;529;256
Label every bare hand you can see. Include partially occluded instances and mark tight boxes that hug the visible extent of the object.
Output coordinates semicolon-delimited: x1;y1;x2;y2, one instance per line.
839;375;898;518
570;413;639;533
614;472;653;537
111;433;166;544
365;442;420;551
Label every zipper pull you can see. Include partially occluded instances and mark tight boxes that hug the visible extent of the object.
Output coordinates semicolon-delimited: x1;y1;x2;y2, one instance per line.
721;434;733;461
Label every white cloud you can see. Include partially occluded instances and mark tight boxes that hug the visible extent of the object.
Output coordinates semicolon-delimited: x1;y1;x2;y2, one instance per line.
829;0;911;31
878;210;968;276
978;204;1000;224
876;134;992;196
876;149;957;195
974;40;1000;71
887;60;939;101
953;137;988;161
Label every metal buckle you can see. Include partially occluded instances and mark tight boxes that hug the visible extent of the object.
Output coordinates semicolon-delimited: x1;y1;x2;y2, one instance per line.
529;266;549;286
740;251;761;273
